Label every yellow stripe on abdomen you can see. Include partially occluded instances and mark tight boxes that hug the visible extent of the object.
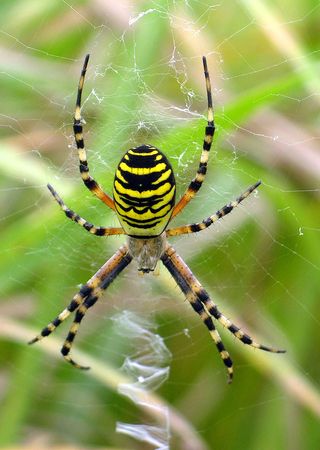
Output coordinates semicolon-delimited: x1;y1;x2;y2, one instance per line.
113;145;176;236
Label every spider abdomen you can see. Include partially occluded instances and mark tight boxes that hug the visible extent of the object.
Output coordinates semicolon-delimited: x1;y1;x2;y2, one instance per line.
113;145;176;237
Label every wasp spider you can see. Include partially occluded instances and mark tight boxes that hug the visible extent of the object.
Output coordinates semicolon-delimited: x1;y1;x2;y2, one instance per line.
29;55;285;382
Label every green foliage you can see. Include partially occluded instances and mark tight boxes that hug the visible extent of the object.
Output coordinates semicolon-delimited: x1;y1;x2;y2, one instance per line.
1;1;320;449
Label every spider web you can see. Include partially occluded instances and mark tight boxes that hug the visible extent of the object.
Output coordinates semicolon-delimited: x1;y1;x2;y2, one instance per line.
1;1;320;449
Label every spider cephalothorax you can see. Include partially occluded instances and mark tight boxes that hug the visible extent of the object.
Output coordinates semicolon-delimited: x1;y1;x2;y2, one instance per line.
127;233;166;273
29;54;285;382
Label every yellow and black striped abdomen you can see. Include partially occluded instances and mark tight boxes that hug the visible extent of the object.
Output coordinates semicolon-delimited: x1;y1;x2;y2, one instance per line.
113;145;176;237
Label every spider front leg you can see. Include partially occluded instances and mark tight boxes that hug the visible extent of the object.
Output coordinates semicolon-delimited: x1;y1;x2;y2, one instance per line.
73;54;115;210
29;245;132;369
28;284;91;344
161;244;233;382
167;181;261;237
171;56;215;219
47;183;124;236
61;290;101;369
161;244;285;382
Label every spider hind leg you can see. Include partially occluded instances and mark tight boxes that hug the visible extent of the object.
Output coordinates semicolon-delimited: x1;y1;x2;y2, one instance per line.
73;54;115;210
171;56;215;219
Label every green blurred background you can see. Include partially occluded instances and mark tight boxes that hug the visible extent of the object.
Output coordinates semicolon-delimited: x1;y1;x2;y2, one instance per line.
1;1;320;449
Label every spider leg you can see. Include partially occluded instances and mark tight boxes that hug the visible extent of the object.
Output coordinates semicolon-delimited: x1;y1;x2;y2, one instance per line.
171;56;215;219
184;294;233;382
29;245;132;370
61;290;102;369
161;244;233;382
29;285;92;345
47;184;124;236
161;244;285;381
60;245;132;368
167;181;261;237
73;54;115;210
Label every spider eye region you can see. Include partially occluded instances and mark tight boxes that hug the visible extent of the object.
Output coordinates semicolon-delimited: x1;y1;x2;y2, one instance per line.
113;144;176;237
